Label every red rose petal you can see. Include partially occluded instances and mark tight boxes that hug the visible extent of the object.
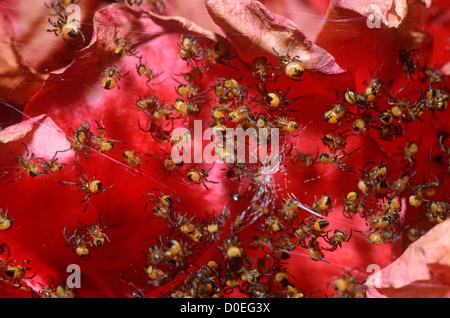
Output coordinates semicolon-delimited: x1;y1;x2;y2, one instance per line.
12;3;236;297
0;115;76;296
1;0;449;299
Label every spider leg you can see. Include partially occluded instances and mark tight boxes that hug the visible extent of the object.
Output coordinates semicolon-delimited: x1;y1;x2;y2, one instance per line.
105;235;111;248
285;42;294;57
0;242;10;260
12;280;23;289
181;176;193;186
8;172;24;183
63;227;72;243
150;76;166;86
146;80;158;93
142;195;158;212
81;194;91;213
440;135;449;152
60;6;68;20
103;184;114;192
201;180;210;191
23;272;37;280
151;133;171;144
78;29;86;43
47;18;58;28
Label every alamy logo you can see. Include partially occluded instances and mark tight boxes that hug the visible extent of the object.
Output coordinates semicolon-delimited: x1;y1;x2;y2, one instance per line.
366;264;381;288
66;4;81;28
66;264;81;288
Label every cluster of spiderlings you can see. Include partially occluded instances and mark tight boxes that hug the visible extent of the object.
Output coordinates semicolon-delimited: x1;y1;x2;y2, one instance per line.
313;53;449;253
326;70;448;143
44;120;121;214
1;0;449;299
129;33;362;297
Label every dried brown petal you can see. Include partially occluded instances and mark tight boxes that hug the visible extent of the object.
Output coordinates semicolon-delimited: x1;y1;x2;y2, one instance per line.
0;16;46;110
205;0;344;74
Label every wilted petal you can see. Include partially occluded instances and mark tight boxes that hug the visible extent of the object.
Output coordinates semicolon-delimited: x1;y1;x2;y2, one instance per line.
367;219;450;298
14;0;111;74
164;0;225;36
332;0;409;28
9;3;236;297
205;0;344;74
166;0;330;42
0;16;46;125
315;0;436;87
257;0;330;41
